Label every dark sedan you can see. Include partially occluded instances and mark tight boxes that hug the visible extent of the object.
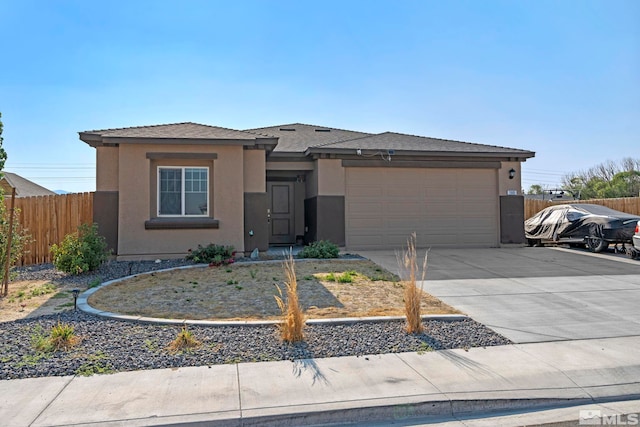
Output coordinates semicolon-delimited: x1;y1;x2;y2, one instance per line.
525;204;640;253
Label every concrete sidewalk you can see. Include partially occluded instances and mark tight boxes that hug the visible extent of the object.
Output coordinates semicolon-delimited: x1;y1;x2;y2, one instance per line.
3;336;640;427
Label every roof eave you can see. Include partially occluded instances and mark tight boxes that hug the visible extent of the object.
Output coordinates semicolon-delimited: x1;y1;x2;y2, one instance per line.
306;147;536;160
79;132;104;147
103;136;259;145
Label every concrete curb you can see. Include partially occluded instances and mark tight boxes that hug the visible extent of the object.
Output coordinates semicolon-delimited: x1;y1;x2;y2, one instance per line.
39;396;639;427
234;397;594;427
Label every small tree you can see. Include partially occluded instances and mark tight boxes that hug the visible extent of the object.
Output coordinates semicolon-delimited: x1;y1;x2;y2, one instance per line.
0;112;30;295
0;200;30;293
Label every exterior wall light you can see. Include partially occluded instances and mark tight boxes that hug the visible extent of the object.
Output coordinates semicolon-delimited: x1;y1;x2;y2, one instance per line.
508;168;516;179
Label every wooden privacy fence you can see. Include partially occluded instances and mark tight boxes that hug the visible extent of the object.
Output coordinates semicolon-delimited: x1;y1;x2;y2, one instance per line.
4;192;94;266
525;197;640;220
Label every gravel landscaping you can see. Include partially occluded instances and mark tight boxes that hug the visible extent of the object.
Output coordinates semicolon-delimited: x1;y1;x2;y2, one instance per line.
0;259;511;380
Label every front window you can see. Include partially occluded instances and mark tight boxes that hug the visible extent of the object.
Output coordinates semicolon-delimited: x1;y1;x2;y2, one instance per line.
158;167;208;216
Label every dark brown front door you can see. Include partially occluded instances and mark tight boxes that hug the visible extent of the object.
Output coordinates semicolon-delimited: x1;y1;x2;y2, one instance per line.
268;182;295;244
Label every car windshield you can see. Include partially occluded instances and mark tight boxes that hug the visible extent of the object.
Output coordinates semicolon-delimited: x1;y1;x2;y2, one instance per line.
566;210;586;221
573;204;635;217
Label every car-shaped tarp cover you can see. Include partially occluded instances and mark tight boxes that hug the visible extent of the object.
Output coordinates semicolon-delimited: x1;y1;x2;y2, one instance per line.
525;204;640;252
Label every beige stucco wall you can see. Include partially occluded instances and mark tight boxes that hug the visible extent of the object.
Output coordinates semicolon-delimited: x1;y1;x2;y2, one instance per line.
498;161;522;196
317;159;345;196
243;150;266;193
116;144;245;259
265;161;314;171
96;146;119;191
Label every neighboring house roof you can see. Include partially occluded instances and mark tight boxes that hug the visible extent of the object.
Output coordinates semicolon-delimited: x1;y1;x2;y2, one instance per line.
0;172;57;197
80;122;278;148
246;123;371;153
308;131;535;158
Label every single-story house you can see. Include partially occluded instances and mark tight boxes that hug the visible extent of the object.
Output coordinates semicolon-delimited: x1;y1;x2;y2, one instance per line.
80;122;535;260
0;172;57;198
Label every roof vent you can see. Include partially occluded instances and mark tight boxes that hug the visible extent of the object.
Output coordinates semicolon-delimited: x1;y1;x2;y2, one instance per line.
279;128;296;131
315;129;331;132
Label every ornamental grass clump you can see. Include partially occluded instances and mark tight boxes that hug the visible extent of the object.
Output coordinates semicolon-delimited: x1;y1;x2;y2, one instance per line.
167;326;201;353
32;322;81;352
396;233;429;334
274;253;305;342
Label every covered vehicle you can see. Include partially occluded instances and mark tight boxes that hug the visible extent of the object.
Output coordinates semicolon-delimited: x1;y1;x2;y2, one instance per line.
525;204;640;253
628;221;640;259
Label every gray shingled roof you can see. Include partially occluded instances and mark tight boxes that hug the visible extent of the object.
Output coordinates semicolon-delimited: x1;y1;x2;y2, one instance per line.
309;131;534;156
79;122;533;158
246;123;371;153
82;122;261;141
1;172;57;197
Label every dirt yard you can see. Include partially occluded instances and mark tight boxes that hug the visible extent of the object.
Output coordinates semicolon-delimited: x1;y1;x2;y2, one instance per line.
0;280;78;322
89;260;459;320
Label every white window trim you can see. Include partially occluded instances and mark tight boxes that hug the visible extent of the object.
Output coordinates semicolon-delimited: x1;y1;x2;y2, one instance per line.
157;166;209;217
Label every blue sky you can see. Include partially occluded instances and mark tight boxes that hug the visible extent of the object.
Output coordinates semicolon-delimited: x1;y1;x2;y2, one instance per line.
1;0;638;193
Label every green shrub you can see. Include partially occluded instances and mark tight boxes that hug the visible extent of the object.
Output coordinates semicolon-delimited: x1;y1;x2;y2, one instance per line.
298;240;339;259
51;223;109;275
186;243;235;266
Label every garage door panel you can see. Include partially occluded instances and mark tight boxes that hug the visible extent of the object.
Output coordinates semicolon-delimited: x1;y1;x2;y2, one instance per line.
386;188;420;198
468;217;497;229
459;202;496;214
347;217;384;229
346;168;498;249
348;186;386;197
424;203;457;216
348;202;382;215
424;187;456;200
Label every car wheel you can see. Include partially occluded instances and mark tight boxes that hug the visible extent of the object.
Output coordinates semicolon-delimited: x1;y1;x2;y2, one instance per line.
586;237;609;253
527;239;542;247
627;248;639;259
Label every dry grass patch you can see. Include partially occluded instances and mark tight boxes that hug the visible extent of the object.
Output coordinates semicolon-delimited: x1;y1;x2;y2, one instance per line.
88;259;459;320
0;280;77;322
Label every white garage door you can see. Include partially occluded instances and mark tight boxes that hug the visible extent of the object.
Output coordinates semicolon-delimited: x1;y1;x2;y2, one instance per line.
345;168;498;249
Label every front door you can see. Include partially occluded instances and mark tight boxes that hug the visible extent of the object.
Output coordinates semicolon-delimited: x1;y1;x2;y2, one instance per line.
267;182;295;245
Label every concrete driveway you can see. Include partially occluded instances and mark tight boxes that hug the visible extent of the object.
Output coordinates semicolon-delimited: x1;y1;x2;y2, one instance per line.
358;247;640;343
